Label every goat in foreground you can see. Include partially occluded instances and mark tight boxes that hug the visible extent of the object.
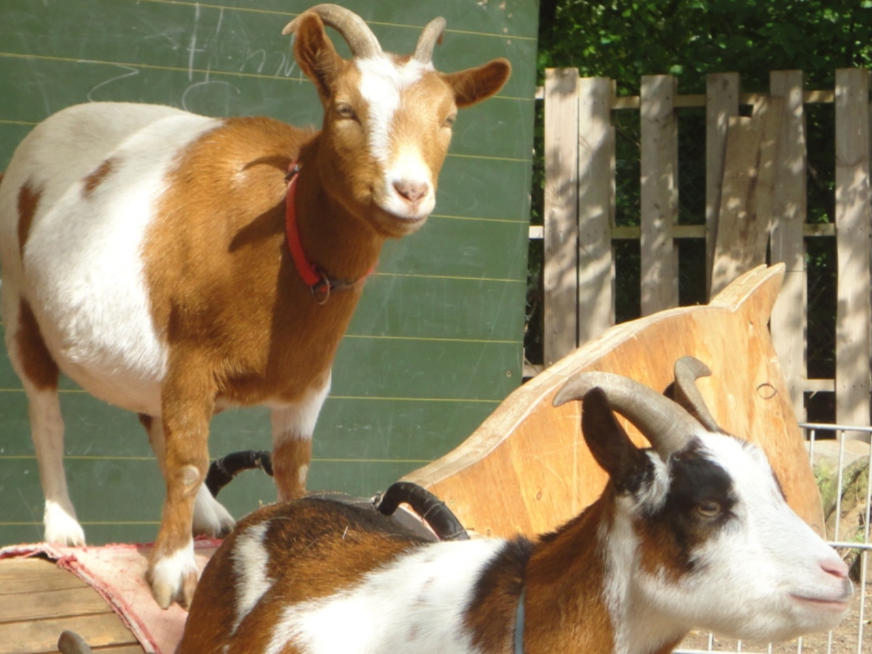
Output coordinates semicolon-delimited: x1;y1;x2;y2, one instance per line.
169;358;852;654
0;4;510;608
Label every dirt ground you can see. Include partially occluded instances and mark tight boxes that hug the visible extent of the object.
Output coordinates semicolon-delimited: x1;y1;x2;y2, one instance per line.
677;579;871;654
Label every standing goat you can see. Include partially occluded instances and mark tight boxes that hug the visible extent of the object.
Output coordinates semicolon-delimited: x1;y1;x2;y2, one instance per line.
167;358;851;654
0;4;510;608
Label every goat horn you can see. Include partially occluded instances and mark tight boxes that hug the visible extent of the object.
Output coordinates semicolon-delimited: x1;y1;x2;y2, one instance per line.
58;631;93;654
672;357;721;432
413;17;446;64
553;371;699;459
282;4;382;60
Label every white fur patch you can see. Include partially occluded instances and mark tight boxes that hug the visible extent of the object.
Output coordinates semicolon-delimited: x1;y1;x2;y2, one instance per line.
44;499;85;547
270;379;331;444
264;539;504;654
0;102;221;415
150;539;198;606
231;521;273;634
356;56;432;165
355;56;437;220
192;482;235;537
601;432;853;651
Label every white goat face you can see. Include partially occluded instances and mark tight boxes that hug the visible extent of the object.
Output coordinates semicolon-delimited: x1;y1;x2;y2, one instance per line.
627;434;852;643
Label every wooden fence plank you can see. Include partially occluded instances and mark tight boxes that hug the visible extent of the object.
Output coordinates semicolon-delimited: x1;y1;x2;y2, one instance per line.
705;73;740;296
710;116;762;295
640;75;678;315
769;70;808;420
835;68;872;436
544;68;580;366
576;77;615;346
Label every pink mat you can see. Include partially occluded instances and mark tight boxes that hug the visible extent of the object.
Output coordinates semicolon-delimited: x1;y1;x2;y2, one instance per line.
0;540;220;654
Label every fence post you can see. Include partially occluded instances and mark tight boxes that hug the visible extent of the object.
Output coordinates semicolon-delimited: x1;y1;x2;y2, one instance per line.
577;77;615;346
835;68;872;436
769;70;808;422
705;73;740;298
543;68;580;367
640;75;678;315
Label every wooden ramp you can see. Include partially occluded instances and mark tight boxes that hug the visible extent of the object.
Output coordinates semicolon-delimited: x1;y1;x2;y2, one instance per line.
405;264;825;539
0;557;144;654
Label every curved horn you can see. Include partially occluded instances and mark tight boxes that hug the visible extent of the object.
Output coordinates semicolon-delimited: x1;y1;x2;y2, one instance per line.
413;17;446;64
58;631;93;654
673;356;721;433
282;4;382;59
553;371;700;459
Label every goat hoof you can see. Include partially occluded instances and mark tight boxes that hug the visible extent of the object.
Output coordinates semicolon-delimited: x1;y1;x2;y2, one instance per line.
147;549;201;609
44;502;86;547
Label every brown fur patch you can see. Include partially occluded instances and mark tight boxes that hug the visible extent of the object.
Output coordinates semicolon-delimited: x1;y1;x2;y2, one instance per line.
463;539;531;652
179;499;424;654
82;157;116;197
17;181;41;259
523;498;617;652
15;299;59;390
272;437;312;502
141;117;384;514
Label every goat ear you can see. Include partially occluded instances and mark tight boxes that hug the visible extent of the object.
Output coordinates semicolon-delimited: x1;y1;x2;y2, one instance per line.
581;387;649;490
293;13;342;102
442;59;511;108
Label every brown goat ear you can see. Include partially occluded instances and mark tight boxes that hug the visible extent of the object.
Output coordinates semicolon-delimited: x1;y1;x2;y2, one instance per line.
581;387;648;490
442;59;511;108
293;13;342;102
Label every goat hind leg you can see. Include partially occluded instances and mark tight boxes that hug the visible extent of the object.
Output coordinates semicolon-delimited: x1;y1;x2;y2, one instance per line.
4;295;83;545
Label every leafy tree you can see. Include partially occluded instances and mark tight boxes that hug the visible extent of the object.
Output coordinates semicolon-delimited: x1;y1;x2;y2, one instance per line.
528;1;872;415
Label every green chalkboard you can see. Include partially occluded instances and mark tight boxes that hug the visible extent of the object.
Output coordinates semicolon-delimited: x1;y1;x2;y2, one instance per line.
0;0;538;545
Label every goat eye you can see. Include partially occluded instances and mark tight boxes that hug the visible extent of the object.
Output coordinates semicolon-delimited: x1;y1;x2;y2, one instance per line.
336;104;358;121
443;114;457;128
696;501;722;518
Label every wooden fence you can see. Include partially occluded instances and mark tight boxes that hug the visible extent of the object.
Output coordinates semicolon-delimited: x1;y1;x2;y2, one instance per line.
537;68;872;429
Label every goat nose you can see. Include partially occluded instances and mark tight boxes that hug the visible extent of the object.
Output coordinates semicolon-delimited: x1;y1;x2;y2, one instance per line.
820;557;849;579
393;179;428;204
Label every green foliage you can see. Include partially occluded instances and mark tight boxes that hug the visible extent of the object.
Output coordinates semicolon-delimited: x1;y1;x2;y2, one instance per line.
526;1;872;389
538;0;872;92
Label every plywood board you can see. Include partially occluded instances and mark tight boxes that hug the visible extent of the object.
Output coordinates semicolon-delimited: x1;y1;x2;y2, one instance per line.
710;98;783;297
405;265;826;539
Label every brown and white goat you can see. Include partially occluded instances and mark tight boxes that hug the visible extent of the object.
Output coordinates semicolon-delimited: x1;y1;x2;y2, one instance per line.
0;4;510;608
165;358;853;654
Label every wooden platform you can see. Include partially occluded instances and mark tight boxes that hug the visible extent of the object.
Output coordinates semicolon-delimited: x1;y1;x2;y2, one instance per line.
0;557;145;654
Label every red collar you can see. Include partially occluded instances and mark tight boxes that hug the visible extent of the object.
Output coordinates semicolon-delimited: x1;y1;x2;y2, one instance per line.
285;162;374;304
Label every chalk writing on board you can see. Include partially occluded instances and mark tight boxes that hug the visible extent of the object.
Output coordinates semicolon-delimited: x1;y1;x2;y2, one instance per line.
85;64;140;102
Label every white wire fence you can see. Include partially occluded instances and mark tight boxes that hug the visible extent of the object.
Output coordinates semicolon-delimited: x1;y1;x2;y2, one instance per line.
676;423;872;654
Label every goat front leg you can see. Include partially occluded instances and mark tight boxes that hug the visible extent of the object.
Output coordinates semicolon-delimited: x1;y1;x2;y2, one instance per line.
146;360;216;609
139;414;234;538
271;379;330;501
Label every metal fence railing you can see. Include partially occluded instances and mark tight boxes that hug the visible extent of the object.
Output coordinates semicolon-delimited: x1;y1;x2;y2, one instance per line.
675;424;872;654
